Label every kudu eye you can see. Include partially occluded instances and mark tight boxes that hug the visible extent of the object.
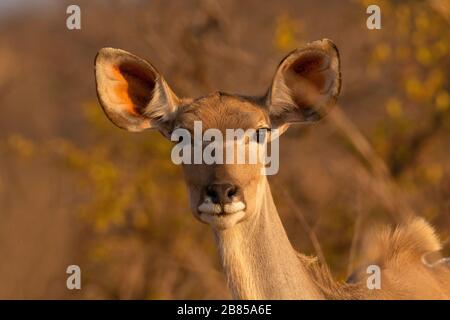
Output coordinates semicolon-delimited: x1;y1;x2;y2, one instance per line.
255;128;271;144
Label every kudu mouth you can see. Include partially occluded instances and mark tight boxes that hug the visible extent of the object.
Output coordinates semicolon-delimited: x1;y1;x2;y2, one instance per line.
198;198;246;215
197;196;247;229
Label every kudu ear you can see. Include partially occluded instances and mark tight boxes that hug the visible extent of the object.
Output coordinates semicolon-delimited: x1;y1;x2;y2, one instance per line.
266;39;341;127
95;48;180;132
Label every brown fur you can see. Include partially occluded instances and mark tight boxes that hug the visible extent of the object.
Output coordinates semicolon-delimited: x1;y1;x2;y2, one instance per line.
306;218;450;299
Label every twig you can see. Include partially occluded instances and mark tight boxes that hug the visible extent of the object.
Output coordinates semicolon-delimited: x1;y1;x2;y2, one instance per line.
274;181;327;266
346;191;364;277
328;107;415;222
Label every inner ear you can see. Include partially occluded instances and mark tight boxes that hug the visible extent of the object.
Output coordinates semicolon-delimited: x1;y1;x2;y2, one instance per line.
115;62;156;116
289;51;333;93
285;51;335;109
266;39;341;125
95;48;180;132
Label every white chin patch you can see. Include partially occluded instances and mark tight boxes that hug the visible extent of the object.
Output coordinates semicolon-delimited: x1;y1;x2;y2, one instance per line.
197;200;247;229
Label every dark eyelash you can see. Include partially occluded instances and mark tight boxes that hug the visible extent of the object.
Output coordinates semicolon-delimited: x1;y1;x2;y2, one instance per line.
255;128;271;143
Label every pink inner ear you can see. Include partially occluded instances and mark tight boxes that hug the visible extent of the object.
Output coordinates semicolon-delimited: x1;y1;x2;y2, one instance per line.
289;51;334;94
113;62;156;115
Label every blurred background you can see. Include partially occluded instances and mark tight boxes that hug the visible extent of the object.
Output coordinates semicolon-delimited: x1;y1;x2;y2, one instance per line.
0;0;449;299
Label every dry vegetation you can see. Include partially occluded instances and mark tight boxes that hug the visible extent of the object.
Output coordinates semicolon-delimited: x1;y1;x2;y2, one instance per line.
0;0;449;299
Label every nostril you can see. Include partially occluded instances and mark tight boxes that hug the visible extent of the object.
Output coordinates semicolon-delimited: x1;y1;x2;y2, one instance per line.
205;183;238;205
226;186;237;199
206;185;218;201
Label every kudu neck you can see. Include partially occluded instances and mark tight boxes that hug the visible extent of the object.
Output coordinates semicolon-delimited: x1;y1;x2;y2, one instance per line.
213;178;324;299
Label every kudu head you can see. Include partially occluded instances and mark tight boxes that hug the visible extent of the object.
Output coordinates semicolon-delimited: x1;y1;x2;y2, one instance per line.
94;39;341;230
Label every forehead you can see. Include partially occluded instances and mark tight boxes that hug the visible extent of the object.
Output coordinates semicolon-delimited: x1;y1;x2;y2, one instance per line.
175;92;269;131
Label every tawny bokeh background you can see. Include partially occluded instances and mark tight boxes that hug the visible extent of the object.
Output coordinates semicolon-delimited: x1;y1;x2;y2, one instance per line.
0;0;448;299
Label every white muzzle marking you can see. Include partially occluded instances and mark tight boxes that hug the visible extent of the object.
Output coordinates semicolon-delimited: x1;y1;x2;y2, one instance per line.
198;198;246;215
197;198;247;229
223;201;246;214
198;202;222;214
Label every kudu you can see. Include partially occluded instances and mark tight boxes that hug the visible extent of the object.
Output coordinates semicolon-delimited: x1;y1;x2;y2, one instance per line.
94;39;450;299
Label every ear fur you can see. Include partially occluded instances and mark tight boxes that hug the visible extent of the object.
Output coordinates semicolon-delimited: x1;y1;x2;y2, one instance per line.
95;48;180;132
266;39;341;126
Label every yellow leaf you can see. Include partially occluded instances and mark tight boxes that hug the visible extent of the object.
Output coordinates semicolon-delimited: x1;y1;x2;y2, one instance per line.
424;164;443;184
436;91;449;111
274;14;302;52
405;78;426;101
373;43;391;62
416;47;433;66
385;98;403;118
